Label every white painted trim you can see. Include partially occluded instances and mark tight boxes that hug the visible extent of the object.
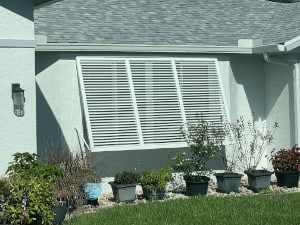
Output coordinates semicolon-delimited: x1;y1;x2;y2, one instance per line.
75;57;94;150
92;142;188;152
125;59;144;145
36;43;281;54
0;39;36;48
171;60;187;125
294;63;300;145
284;36;300;52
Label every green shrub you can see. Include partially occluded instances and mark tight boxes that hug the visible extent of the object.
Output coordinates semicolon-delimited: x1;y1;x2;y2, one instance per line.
114;171;139;185
0;177;9;223
139;167;172;191
3;152;63;225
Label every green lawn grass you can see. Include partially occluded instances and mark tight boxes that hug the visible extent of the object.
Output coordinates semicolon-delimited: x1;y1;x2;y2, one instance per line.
64;193;300;225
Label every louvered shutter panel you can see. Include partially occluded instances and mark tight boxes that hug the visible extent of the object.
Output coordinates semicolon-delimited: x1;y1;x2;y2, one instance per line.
77;57;227;152
129;59;184;144
175;59;226;126
77;59;139;150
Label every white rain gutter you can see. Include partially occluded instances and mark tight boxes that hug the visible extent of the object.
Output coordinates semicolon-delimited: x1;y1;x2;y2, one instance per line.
263;53;300;145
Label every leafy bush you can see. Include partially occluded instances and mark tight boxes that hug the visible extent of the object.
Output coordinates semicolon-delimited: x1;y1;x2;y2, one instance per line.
271;145;300;171
3;152;63;225
0;177;9;223
139;167;172;191
171;114;224;180
114;171;139;185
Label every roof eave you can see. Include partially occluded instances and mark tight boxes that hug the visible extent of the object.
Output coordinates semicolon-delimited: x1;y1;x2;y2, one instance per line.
277;35;300;52
36;43;282;54
34;0;63;9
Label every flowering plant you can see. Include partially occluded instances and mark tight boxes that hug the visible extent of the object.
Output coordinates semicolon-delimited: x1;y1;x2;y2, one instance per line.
171;115;225;181
271;145;300;171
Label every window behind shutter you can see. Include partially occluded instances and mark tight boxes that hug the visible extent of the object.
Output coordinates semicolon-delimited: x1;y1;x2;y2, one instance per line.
77;57;227;152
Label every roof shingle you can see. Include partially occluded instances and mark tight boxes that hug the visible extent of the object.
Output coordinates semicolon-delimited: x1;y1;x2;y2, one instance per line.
34;0;300;46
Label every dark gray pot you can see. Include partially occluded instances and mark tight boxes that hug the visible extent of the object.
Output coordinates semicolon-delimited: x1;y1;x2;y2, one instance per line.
185;176;210;196
109;182;137;203
275;171;299;188
245;170;273;192
52;201;67;225
142;188;165;201
215;172;243;193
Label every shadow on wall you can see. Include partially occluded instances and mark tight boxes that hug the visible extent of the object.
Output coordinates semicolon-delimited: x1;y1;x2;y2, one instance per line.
230;55;267;120
90;147;226;177
36;83;69;158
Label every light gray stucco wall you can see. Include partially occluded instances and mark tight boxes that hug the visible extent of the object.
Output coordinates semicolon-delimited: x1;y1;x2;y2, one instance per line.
0;0;36;175
35;51;297;176
265;62;294;148
36;52;273;176
0;0;34;39
35;53;83;156
229;55;266;121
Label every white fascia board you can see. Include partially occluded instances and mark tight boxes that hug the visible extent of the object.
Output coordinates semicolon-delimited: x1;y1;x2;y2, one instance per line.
284;35;300;52
36;43;255;54
36;43;283;54
0;39;36;48
275;36;300;52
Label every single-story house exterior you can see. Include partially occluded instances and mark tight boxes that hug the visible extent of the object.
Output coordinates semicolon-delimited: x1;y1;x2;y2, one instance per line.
1;0;300;176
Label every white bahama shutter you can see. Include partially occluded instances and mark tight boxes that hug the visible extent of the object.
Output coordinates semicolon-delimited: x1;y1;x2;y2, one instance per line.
77;59;140;150
129;59;184;144
77;57;227;152
175;59;226;126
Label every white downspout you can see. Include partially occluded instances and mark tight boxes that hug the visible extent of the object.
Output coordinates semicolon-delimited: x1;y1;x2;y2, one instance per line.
263;53;300;145
294;63;300;144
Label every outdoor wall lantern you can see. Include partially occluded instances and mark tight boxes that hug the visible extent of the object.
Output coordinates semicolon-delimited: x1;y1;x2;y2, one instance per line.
12;83;25;117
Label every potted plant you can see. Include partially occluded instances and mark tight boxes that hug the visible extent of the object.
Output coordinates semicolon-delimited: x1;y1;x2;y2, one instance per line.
225;116;278;192
171;115;224;196
109;171;139;203
214;146;243;193
270;145;300;188
139;167;172;200
44;148;102;213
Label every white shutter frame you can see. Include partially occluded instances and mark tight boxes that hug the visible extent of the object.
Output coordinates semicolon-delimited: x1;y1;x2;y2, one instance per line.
76;58;95;150
77;57;228;152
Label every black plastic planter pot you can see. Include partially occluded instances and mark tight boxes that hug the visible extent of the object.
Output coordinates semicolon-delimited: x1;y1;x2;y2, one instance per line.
245;170;273;192
275;171;299;188
52;201;68;225
215;173;243;193
109;182;137;203
185;176;210;196
142;188;165;201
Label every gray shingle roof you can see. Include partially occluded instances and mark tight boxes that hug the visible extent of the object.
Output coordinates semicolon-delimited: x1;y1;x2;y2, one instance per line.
34;0;300;46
